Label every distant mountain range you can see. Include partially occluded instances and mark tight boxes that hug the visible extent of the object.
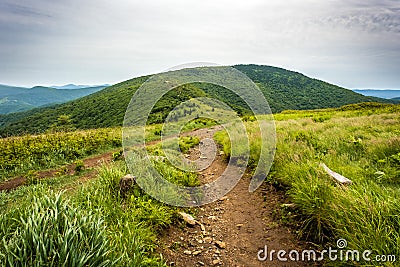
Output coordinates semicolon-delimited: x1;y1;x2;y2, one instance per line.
353;89;400;99
0;64;395;136
0;84;108;114
51;84;110;90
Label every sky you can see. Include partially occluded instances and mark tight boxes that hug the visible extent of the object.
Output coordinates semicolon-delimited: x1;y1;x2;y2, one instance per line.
0;0;399;89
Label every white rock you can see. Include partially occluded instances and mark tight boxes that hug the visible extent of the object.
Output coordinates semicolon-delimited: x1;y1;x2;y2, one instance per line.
178;212;196;226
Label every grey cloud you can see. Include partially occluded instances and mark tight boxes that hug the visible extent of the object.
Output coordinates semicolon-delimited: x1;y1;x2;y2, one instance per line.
0;0;56;42
328;0;400;33
388;7;400;12
312;4;400;34
329;13;400;33
0;0;398;88
0;1;51;19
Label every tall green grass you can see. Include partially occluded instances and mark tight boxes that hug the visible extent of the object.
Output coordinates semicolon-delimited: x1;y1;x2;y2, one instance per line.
0;158;193;266
216;104;400;265
0;118;206;265
73;163;174;266
0;191;115;266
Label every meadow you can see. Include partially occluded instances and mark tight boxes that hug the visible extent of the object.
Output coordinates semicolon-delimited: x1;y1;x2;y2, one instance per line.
0;102;399;266
0;117;214;183
216;102;400;265
0;120;208;266
0;128;122;181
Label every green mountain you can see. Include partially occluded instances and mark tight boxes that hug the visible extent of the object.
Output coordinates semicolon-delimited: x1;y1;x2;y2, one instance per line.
0;65;393;136
234;65;392;111
51;84;110;90
0;97;35;114
0;85;107;114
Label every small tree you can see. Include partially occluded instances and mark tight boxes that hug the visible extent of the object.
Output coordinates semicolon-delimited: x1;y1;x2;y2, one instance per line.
49;114;75;132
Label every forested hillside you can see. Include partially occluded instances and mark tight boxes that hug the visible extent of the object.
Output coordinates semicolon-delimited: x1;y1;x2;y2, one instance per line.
0;65;391;136
0;85;107;114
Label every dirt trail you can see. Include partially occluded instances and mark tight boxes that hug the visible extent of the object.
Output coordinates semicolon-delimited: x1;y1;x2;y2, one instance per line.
0;151;115;192
1;127;312;266
158;127;310;266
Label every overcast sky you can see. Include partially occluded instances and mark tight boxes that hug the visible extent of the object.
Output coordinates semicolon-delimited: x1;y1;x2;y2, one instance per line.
0;0;399;89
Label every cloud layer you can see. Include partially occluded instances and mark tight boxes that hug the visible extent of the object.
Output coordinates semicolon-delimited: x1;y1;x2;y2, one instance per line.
0;0;399;88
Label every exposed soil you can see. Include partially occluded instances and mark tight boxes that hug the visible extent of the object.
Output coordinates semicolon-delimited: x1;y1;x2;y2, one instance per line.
158;127;313;266
0;151;115;192
0;176;26;192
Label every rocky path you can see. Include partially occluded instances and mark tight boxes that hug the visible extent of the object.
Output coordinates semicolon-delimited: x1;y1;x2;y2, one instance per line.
1;126;313;266
158;127;310;266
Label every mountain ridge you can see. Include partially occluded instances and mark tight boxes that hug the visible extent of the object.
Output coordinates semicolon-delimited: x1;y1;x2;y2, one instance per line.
353;89;400;99
0;85;108;114
51;84;111;90
0;64;395;136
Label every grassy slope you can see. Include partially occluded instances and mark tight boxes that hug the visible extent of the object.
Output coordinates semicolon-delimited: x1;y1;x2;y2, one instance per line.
0;117;213;182
0;133;202;266
0;128;122;181
1;103;399;265
0;161;182;266
0;65;392;136
215;102;400;264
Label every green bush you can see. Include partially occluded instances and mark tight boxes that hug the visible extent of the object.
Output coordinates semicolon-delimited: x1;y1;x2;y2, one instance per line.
178;136;200;153
74;159;85;173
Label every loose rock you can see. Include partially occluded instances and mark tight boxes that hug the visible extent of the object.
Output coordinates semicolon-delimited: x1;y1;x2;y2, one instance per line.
215;241;226;249
198;222;206;232
178;212;196;226
119;174;135;198
203;237;213;243
212;259;221;265
192;250;202;256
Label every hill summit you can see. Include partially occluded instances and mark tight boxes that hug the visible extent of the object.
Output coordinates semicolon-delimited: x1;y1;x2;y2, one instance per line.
0;64;392;136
